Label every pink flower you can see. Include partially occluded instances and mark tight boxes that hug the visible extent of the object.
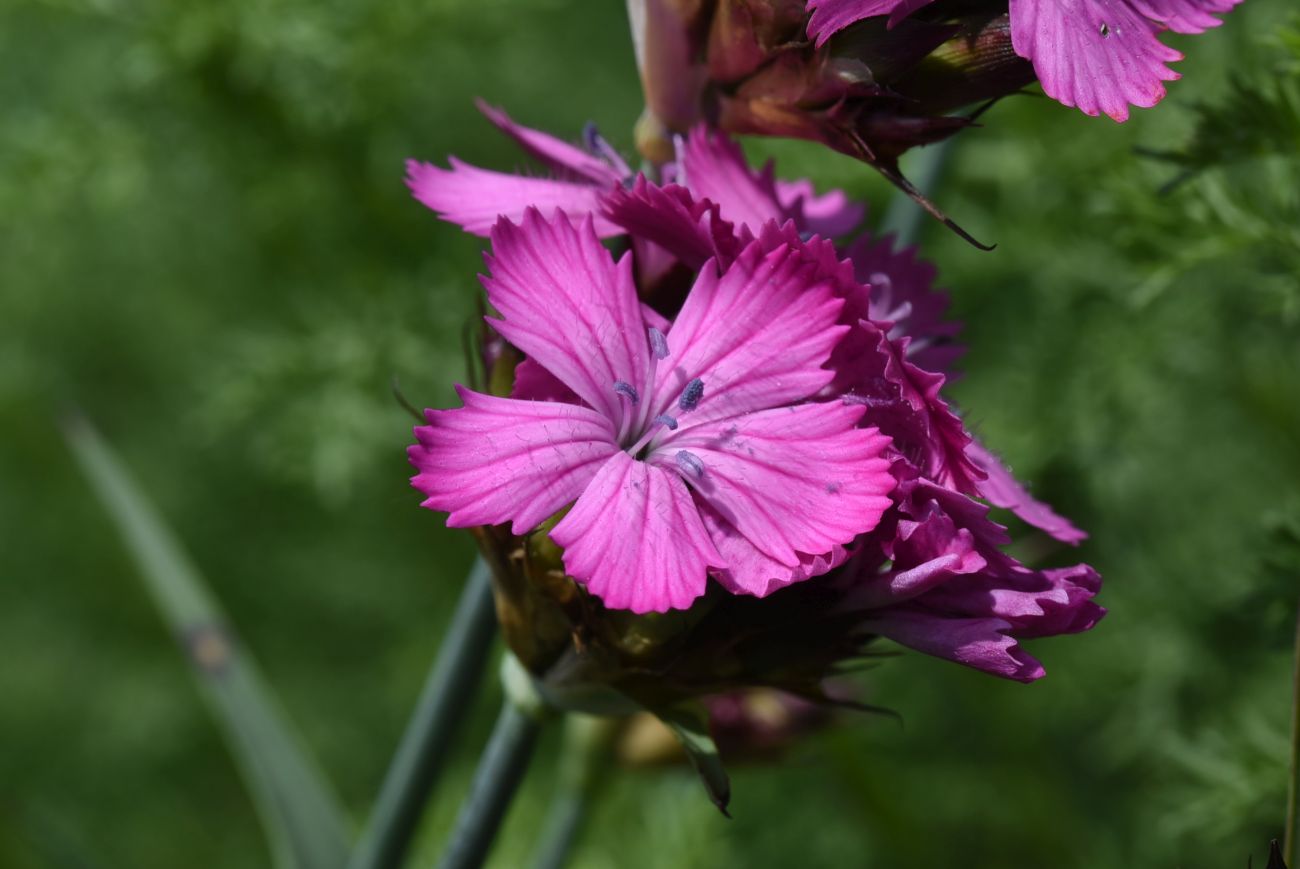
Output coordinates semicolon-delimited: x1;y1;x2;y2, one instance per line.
409;209;895;613
406;104;864;241
602;165;1086;545
805;0;1244;121
405;101;630;237
590;175;1101;679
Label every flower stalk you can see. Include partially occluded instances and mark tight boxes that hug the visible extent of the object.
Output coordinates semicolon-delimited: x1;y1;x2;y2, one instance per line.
1284;598;1300;868
434;655;551;869
530;716;619;869
350;558;498;869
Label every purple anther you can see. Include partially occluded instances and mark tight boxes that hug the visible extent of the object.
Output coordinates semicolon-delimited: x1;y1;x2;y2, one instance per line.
648;327;669;360
653;413;679;431
675;450;705;479
582;121;602;153
613;381;639;404
678;378;704;412
842;393;898;410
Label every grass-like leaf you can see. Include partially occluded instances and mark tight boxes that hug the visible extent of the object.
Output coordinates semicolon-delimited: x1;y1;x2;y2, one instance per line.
61;412;352;869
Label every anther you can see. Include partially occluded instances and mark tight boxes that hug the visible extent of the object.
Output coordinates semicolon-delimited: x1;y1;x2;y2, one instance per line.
678;378;704;412
676;450;705;479
613;381;639;404
648;327;669;360
654;413;679;431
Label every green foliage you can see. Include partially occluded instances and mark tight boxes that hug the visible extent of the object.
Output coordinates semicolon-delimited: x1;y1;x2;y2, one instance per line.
2;0;1299;867
62;415;352;869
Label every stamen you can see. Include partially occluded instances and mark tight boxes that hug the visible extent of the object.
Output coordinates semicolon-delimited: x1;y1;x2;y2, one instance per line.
653;413;679;431
678;378;704;412
648;327;669;360
582;122;632;176
675;450;705;479
613;381;639;404
842;393;900;410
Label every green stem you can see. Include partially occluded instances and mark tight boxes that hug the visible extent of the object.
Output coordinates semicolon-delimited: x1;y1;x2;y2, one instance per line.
435;657;548;869
879;138;957;248
530;716;617;869
1284;599;1300;868
350;558;498;869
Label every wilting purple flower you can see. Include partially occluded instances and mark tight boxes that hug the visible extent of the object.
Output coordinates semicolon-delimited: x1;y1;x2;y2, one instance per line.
805;0;1245;121
844;468;1101;680
410;209;894;613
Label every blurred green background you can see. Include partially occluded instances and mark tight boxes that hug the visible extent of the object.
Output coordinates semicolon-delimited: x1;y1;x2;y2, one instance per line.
3;0;1299;866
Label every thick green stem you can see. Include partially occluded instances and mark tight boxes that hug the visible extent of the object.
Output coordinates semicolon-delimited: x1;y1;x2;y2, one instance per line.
350;558;498;869
530;716;617;869
434;656;549;869
1284;600;1300;867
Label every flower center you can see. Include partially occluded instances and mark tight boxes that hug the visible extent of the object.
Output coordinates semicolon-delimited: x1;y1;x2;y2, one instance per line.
612;327;708;468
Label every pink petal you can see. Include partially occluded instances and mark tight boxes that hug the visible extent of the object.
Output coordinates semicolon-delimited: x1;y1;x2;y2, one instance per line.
843;232;964;373
838;323;983;494
663;402;895;572
701;501;851;597
650;240;847;425
679;127;788;232
850;505;987;608
550;451;724;613
601;178;744;271
1009;0;1183;122
862;611;1047;682
1126;0;1243;34
476;100;625;185
512;358;580;403
483;210;651;427
967;440;1088;545
775;178;866;238
409;387;617;534
405;159;622;237
806;0;939;46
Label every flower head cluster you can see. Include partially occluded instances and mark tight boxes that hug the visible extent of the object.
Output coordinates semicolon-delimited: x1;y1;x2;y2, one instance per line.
407;109;1102;697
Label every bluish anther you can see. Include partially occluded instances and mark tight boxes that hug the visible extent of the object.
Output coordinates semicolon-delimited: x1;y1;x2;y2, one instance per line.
675;450;705;479
653;413;679;431
648;327;669;360
678;378;704;412
582;121;602;154
613;381;639;404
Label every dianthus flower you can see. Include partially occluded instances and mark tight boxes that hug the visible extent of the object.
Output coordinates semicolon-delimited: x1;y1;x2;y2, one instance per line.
410;209;895;613
805;0;1245;121
407;113;1101;689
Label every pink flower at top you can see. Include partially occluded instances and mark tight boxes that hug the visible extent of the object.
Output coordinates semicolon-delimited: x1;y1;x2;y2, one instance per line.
409;209;895;613
805;0;1244;121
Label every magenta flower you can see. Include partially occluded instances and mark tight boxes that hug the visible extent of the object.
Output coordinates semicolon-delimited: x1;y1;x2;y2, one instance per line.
588;174;1101;678
406;104;863;241
405;101;631;237
805;0;1244;121
409;209;895;613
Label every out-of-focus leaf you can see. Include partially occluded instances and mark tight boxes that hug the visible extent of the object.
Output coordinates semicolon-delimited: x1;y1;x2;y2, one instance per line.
61;413;352;869
653;702;732;817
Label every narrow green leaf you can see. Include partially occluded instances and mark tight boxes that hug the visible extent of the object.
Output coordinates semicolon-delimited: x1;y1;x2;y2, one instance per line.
654;703;732;817
61;413;352;869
